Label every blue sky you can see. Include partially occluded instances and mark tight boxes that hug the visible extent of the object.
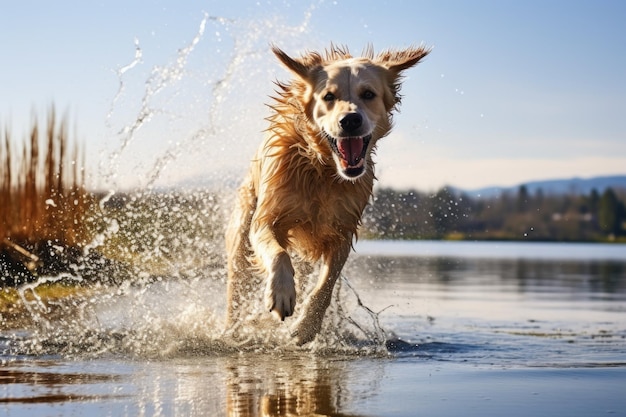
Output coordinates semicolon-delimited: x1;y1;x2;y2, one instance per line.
2;0;625;191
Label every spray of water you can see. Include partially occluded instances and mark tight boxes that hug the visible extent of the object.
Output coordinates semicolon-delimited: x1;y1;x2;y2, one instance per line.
5;4;391;360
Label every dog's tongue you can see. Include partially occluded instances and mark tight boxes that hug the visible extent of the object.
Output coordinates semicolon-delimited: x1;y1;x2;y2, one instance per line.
338;137;364;167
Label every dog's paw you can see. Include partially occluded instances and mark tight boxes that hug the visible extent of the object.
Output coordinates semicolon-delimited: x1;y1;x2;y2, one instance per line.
265;253;296;321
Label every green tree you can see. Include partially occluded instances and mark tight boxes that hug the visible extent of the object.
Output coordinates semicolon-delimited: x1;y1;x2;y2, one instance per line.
598;188;621;235
516;185;529;212
589;188;600;213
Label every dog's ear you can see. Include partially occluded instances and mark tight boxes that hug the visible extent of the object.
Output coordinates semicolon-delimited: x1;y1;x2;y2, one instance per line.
375;45;431;110
377;45;431;75
272;45;321;81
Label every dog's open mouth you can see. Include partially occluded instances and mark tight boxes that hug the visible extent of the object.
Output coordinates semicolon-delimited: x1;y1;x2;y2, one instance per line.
326;134;372;177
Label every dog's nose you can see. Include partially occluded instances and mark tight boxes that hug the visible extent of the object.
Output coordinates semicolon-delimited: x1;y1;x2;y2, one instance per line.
339;113;362;133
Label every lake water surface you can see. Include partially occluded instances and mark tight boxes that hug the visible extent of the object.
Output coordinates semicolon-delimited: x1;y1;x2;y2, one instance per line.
1;240;625;416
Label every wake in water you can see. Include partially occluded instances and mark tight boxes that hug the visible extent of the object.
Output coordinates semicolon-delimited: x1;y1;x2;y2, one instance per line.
3;5;394;360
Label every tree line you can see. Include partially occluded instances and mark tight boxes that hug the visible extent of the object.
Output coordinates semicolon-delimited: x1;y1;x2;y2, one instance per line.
361;185;626;242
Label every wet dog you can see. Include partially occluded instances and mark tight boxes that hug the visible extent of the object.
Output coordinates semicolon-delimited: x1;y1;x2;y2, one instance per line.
226;44;430;345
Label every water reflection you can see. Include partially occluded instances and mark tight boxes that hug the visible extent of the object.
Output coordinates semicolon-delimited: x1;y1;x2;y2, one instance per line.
224;353;379;417
0;355;381;416
0;362;123;405
350;255;626;296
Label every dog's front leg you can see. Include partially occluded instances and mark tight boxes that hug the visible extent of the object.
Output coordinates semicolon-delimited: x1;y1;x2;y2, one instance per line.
291;242;351;345
249;224;296;321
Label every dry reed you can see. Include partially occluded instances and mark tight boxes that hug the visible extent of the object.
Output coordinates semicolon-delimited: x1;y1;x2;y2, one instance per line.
0;108;92;252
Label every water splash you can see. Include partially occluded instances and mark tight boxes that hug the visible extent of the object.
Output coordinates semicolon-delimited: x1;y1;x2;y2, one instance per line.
107;37;143;127
4;3;390;361
16;273;85;331
7;268;389;359
103;12;210;189
100;6;322;192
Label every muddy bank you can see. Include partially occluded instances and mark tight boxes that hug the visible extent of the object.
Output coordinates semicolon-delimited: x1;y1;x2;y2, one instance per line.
0;240;138;329
1;239;134;288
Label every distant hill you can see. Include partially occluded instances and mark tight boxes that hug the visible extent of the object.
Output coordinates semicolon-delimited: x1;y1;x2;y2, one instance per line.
170;172;626;198
461;175;626;198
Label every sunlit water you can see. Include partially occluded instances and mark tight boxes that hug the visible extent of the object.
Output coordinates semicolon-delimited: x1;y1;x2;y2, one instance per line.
2;241;625;416
2;7;626;417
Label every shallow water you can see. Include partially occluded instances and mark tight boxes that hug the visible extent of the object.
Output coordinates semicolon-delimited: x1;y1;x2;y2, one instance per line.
2;240;625;416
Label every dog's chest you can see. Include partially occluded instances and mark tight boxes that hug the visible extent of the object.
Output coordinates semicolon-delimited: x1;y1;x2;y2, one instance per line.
279;182;368;257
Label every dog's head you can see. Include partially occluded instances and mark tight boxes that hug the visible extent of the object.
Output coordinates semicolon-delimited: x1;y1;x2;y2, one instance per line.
272;44;430;181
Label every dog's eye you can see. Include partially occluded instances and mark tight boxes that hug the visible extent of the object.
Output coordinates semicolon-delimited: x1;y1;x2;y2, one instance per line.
323;92;336;102
361;90;376;100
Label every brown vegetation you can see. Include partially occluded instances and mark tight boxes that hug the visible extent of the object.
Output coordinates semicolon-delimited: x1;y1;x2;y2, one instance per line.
0;109;95;284
1;108;89;245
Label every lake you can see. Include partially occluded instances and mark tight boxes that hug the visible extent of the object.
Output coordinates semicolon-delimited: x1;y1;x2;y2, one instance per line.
1;240;625;416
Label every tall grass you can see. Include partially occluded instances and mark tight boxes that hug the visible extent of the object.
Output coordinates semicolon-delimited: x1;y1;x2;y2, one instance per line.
0;109;92;250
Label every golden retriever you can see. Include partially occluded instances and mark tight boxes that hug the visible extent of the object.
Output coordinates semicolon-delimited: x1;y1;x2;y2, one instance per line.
226;44;430;345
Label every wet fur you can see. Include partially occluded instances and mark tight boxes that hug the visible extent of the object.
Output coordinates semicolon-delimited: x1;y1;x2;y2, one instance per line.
226;44;430;345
